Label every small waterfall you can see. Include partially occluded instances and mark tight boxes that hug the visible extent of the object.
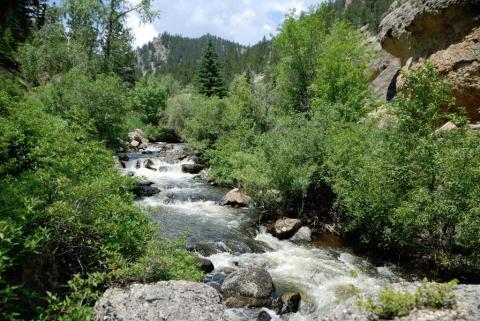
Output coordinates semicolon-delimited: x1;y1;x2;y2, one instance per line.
119;143;404;321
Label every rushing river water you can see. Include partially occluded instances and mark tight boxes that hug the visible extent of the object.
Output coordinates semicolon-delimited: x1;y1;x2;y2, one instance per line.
119;143;406;321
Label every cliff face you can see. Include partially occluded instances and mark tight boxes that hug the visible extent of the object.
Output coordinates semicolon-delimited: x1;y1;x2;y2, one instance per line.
379;0;480;121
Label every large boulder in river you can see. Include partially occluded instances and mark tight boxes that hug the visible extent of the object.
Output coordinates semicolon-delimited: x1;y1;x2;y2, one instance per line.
268;218;302;240
95;281;224;321
379;0;480;121
221;188;252;207
182;164;207;174
221;267;274;308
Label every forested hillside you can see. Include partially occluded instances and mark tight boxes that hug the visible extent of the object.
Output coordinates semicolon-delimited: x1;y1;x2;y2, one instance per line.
136;33;270;85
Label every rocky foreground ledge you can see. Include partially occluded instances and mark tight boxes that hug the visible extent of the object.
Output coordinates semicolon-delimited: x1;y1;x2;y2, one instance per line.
95;281;480;321
95;281;225;321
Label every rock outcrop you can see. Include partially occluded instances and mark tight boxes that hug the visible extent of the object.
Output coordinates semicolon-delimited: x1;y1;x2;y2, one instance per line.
95;281;225;321
379;0;480;121
220;267;274;308
128;129;149;150
221;188;252;207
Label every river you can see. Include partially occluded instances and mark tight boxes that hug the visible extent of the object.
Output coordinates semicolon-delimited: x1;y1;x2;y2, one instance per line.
118;143;407;321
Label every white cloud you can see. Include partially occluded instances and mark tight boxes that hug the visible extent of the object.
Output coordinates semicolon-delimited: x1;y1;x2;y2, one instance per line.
126;0;323;47
126;13;159;47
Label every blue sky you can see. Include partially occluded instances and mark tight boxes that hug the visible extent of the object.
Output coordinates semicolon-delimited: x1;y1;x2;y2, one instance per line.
126;0;323;47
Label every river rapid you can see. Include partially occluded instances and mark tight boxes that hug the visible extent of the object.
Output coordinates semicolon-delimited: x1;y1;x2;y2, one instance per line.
118;143;407;321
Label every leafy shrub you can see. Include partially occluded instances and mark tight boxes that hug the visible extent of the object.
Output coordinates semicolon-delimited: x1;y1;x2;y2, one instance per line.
132;75;168;125
359;279;457;320
36;68;130;147
360;287;415;319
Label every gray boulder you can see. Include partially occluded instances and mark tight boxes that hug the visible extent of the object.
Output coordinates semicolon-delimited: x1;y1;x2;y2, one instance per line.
95;281;225;321
221;188;252;207
268;218;302;240
221;267;274;308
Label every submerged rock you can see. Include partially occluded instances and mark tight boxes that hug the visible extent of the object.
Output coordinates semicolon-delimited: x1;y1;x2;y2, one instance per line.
289;226;312;242
268;218;302;240
182;163;207;174
196;256;215;273
95;281;224;321
221;267;274;308
257;311;273;321
271;292;301;315
221;188;252;207
131;181;160;198
145;159;157;171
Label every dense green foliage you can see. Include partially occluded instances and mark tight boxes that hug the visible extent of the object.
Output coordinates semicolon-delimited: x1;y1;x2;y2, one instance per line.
197;39;227;98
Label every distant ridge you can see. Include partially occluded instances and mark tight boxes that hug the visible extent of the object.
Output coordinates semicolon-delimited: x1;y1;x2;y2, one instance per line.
136;33;271;85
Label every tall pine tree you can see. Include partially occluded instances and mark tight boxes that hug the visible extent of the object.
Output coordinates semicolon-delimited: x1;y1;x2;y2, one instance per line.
197;38;227;98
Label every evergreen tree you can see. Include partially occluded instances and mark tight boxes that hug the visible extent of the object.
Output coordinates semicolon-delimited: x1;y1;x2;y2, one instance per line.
197;38;227;98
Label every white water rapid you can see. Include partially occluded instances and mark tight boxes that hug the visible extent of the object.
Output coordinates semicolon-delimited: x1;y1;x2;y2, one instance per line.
118;143;406;321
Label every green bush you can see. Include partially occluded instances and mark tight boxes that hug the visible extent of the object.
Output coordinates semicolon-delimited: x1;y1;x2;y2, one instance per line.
36;68;130;147
359;279;457;320
132;75;168;125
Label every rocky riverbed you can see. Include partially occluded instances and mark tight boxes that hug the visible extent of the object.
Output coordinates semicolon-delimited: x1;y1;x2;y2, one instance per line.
99;139;480;321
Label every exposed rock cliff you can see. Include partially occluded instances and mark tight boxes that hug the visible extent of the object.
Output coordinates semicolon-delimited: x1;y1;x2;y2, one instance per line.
379;0;480;121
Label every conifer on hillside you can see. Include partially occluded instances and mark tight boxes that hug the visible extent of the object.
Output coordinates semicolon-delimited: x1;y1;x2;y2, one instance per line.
197;38;227;98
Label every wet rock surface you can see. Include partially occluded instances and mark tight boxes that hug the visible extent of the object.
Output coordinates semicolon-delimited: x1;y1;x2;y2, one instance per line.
271;292;301;315
182;163;207;174
131;181;160;197
269;218;302;240
221;188;252;207
196;256;215;273
95;281;225;321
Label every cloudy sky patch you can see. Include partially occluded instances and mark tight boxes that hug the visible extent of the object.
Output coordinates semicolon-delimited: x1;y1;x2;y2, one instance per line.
127;0;322;47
